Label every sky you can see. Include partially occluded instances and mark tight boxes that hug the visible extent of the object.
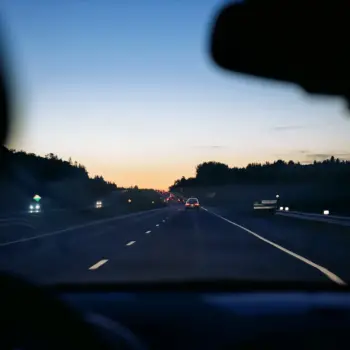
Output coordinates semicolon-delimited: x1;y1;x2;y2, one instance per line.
1;0;350;189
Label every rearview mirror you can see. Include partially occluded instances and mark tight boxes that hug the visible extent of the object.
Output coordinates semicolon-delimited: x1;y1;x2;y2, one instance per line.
210;0;350;103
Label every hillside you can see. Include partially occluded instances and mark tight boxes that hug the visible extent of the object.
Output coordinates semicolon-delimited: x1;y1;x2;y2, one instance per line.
170;158;350;215
0;147;119;214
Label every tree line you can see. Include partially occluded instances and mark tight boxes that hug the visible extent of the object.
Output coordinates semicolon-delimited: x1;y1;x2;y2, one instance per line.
2;147;118;194
170;157;350;189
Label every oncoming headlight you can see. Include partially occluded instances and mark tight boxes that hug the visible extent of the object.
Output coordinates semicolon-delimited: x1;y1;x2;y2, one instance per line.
29;205;34;209
35;204;40;209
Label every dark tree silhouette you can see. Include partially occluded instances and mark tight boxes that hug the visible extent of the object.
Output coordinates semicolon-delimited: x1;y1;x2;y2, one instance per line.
169;157;350;190
196;162;231;185
4;148;117;194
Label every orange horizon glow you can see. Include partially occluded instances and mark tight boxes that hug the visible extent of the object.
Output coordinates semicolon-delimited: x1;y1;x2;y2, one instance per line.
79;149;350;189
8;137;350;189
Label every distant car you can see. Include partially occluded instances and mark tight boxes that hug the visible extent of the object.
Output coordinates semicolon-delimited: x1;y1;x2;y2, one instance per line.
185;198;200;210
29;203;41;214
95;201;103;209
253;199;277;213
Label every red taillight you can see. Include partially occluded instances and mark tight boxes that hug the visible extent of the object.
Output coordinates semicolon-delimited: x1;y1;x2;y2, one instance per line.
185;203;189;206
195;203;199;206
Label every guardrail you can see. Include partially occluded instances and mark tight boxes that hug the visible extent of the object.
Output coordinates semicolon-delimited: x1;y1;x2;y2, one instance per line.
276;209;350;227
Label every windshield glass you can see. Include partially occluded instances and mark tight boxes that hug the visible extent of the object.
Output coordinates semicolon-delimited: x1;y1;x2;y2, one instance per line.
0;1;349;286
187;199;199;204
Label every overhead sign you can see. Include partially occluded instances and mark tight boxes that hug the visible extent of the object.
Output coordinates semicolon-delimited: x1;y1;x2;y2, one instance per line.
33;194;41;202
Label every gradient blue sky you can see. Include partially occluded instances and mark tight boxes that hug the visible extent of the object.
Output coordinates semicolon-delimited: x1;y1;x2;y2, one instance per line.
2;0;350;189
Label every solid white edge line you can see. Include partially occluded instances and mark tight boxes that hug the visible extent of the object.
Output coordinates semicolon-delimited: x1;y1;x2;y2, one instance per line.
89;259;108;270
202;207;346;286
281;210;350;221
126;241;136;246
156;224;160;227
145;230;151;234
276;212;350;227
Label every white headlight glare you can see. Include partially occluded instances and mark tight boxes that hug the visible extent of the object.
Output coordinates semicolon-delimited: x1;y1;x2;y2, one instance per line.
285;207;289;211
29;205;34;209
35;204;40;209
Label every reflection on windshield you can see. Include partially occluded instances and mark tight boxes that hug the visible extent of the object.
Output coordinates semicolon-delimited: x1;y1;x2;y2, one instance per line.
0;0;349;286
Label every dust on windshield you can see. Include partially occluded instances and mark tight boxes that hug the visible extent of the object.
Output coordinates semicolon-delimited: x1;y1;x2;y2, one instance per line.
0;0;349;286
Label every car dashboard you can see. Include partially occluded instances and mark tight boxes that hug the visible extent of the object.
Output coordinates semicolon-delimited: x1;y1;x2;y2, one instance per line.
57;286;350;349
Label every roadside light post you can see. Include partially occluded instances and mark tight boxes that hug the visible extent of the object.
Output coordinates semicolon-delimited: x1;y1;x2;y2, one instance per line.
275;194;280;212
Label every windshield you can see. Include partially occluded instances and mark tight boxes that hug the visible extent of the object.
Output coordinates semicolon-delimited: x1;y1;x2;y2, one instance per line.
187;199;199;204
0;1;349;287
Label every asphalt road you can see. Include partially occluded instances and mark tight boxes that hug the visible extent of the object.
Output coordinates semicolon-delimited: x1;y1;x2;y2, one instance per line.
0;203;349;285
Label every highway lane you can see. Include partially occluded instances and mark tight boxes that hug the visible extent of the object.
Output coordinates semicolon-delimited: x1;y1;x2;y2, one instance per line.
0;208;166;245
91;206;344;284
210;207;350;283
0;207;173;282
0;203;348;285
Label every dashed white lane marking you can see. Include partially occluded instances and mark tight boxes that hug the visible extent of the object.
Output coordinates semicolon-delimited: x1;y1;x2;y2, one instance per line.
126;241;136;246
0;208;165;247
145;230;151;234
156;224;160;227
162;220;166;223
202;207;346;286
89;259;108;270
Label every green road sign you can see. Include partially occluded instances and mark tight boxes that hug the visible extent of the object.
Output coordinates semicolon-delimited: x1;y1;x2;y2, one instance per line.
33;194;41;202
